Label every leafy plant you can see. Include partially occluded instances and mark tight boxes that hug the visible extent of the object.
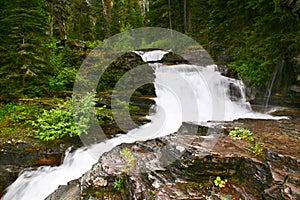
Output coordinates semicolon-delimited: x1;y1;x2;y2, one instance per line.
30;92;113;140
30;99;77;140
229;127;255;142
0;102;44;143
95;105;113;123
113;99;141;115
229;127;264;156
247;142;264;156
113;177;125;191
46;44;82;91
214;176;228;188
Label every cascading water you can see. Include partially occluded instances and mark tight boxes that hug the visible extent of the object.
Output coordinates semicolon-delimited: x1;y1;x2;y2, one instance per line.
2;50;283;200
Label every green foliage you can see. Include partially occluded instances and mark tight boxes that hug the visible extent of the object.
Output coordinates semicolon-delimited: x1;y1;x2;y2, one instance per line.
229;127;264;156
111;0;144;36
0;102;44;142
121;147;135;169
214;176;228;188
30;92;112;141
114;99;140;115
113;177;124;191
85;40;102;49
229;127;255;142
0;103;42;123
30;99;77;140
46;0;70;40
0;0;50;97
95;105;113;123
247;142;264;156
68;0;94;41
46;41;82;91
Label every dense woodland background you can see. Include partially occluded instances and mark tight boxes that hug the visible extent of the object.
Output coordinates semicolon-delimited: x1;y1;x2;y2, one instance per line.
0;0;299;99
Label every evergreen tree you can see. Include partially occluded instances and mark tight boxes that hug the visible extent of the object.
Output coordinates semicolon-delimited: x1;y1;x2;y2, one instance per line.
186;0;210;45
68;0;95;41
0;0;50;97
93;0;107;40
227;0;299;87
46;0;71;40
111;0;144;35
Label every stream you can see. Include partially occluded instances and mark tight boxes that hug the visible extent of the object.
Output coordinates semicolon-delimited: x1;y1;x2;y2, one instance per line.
2;50;290;200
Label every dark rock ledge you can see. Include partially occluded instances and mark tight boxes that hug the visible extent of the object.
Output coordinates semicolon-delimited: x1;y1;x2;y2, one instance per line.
46;122;300;200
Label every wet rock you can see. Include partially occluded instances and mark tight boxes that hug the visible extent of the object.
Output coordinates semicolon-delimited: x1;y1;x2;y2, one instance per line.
182;46;214;66
34;109;300;199
161;52;189;65
45;180;80;200
47;121;298;199
0;139;82;197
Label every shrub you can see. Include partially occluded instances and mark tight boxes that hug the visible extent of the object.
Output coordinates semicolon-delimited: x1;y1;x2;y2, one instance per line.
30;99;77;140
30;92;112;141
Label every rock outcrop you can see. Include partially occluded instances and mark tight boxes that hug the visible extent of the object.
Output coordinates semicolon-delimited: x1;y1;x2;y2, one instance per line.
47;110;300;199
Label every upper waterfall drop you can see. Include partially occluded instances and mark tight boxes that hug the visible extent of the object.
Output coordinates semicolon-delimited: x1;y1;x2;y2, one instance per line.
133;50;170;62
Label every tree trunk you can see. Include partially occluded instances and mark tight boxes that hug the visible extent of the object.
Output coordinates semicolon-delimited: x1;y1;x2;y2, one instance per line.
50;2;54;37
184;0;187;33
101;0;111;38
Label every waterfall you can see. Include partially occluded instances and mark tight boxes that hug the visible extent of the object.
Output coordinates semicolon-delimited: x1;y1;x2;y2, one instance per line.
133;50;169;62
264;58;285;110
2;50;283;200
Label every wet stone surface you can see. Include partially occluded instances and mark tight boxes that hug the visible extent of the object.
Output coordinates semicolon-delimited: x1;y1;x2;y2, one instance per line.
0;138;82;197
47;107;300;200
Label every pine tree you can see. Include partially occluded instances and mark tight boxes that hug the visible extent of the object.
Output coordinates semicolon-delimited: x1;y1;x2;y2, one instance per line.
93;0;107;40
68;0;95;41
0;0;50;97
46;0;71;40
111;0;144;35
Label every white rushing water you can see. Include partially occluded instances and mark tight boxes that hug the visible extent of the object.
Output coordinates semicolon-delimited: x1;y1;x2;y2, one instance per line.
3;50;283;200
133;50;170;62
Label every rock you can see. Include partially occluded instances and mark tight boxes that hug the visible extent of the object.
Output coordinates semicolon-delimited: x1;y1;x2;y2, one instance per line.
45;180;80;200
44;115;300;199
0;139;82;197
161;52;189;65
66;39;87;51
182;46;214;66
4;108;300;199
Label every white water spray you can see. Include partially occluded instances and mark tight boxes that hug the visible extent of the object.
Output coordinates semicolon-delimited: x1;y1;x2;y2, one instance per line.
2;50;283;200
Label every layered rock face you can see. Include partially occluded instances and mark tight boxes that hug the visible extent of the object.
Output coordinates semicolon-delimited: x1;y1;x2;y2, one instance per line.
47;112;300;200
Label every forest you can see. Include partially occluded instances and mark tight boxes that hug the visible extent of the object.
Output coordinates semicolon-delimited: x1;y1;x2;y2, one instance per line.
0;0;300;199
0;0;299;98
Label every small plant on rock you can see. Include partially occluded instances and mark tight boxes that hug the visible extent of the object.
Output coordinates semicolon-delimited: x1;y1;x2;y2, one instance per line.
247;142;264;156
214;176;228;188
113;177;124;191
121;147;135;170
229;127;254;142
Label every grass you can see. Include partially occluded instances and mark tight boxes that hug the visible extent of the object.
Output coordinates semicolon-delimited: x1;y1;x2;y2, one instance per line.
0;102;44;144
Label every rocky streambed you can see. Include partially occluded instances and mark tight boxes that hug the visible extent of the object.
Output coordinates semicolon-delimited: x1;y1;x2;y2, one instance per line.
1;48;300;199
45;107;300;200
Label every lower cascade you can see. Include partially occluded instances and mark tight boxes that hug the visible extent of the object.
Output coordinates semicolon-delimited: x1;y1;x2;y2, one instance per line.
3;51;284;200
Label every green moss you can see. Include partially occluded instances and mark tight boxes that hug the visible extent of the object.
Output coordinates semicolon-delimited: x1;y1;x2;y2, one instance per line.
0;102;44;144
